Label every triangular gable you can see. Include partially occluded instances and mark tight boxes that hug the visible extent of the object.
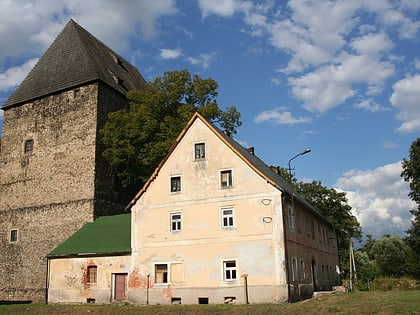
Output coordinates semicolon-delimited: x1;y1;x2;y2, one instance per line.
3;19;145;109
48;213;131;258
126;112;330;226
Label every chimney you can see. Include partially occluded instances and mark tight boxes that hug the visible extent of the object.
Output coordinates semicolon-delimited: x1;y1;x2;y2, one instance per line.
246;147;255;155
223;130;231;137
269;166;280;175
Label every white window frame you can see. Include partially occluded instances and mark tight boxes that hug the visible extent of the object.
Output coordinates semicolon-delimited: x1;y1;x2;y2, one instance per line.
223;260;237;282
221;207;235;229
291;257;298;282
170;211;182;232
220;169;233;188
194;142;206;160
170;175;182;193
288;204;294;230
300;258;306;281
154;263;169;285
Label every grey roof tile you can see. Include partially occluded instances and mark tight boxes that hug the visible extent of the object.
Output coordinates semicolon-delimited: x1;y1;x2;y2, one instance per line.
3;19;145;109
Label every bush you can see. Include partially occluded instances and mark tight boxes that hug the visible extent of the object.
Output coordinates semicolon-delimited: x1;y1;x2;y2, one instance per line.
370;277;420;291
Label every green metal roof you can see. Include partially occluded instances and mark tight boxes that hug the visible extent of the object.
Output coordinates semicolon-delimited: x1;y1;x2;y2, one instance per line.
48;213;131;258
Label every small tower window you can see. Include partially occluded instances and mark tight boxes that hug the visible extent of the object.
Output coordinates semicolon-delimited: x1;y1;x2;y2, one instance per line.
10;229;18;242
24;139;33;153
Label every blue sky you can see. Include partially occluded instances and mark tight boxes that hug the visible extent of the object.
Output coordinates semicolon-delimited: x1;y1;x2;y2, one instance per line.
0;0;418;241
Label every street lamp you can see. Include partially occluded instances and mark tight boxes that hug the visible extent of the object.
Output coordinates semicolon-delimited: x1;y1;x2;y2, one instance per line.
287;148;311;175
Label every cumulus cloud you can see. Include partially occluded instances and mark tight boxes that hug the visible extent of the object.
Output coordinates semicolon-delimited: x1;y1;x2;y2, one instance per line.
390;74;420;133
336;162;416;238
0;58;38;91
159;48;183;59
186;53;216;69
197;1;416;116
354;99;389;112
255;107;311;125
0;0;177;64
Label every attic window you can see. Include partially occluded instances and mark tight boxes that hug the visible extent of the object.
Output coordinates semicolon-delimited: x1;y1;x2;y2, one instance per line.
110;52;123;66
194;143;205;160
170;176;181;193
24;139;33;153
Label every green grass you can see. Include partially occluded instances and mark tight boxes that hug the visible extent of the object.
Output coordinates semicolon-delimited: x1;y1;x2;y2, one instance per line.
1;290;419;315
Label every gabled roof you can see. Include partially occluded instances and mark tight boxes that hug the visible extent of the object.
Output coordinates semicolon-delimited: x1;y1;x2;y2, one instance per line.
48;213;131;258
127;113;330;226
3;19;146;109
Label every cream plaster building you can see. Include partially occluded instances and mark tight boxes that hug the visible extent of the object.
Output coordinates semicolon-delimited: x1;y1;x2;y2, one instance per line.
47;112;340;304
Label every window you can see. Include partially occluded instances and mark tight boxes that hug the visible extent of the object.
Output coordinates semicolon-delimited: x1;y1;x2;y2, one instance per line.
10;229;18;242
24;139;33;153
310;220;315;239
300;259;306;280
223;260;237;281
170;212;182;232
221;207;234;228
291;258;298;282
296;213;302;233
87;266;97;284
220;170;232;188
194;142;205;159
170;176;181;192
155;264;168;284
288;204;294;230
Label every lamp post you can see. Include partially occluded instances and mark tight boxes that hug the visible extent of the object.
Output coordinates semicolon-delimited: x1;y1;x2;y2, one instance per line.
287;148;311;175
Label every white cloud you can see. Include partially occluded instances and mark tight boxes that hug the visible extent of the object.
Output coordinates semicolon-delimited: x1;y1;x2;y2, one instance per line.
354;99;388;112
186;53;216;69
0;0;177;65
198;0;242;17
255;107;311;125
0;58;38;91
336;162;416;238
390;74;420;133
289;52;394;113
159;48;183;59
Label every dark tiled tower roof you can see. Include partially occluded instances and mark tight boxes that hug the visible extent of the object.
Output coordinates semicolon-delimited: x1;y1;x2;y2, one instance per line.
2;19;145;109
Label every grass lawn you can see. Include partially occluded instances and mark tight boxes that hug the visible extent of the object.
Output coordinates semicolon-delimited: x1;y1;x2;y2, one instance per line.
1;290;419;315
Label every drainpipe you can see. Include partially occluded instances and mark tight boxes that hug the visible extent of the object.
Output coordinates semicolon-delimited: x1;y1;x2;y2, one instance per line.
244;274;249;304
45;257;50;304
281;194;292;303
146;274;150;305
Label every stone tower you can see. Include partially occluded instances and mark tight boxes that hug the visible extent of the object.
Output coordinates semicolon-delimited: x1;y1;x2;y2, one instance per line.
0;20;145;302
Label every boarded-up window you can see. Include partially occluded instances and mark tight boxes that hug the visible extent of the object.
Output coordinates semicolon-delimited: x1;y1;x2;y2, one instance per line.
87;266;97;283
155;264;168;284
171;263;184;283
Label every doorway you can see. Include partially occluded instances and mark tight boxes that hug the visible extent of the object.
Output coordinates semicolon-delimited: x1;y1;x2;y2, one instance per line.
113;273;127;301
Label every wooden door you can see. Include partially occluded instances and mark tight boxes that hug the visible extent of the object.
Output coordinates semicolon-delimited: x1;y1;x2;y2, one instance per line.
114;273;127;301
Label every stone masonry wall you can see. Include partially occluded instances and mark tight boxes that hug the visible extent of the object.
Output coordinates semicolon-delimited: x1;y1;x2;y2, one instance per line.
0;82;129;302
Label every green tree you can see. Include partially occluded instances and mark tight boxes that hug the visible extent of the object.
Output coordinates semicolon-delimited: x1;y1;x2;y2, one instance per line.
100;70;241;199
401;137;420;278
370;235;414;277
296;180;362;277
354;250;376;290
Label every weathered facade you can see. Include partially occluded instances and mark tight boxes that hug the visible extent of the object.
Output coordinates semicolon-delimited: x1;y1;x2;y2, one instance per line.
127;113;340;304
0;20;145;302
46;113;340;304
47;214;131;304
